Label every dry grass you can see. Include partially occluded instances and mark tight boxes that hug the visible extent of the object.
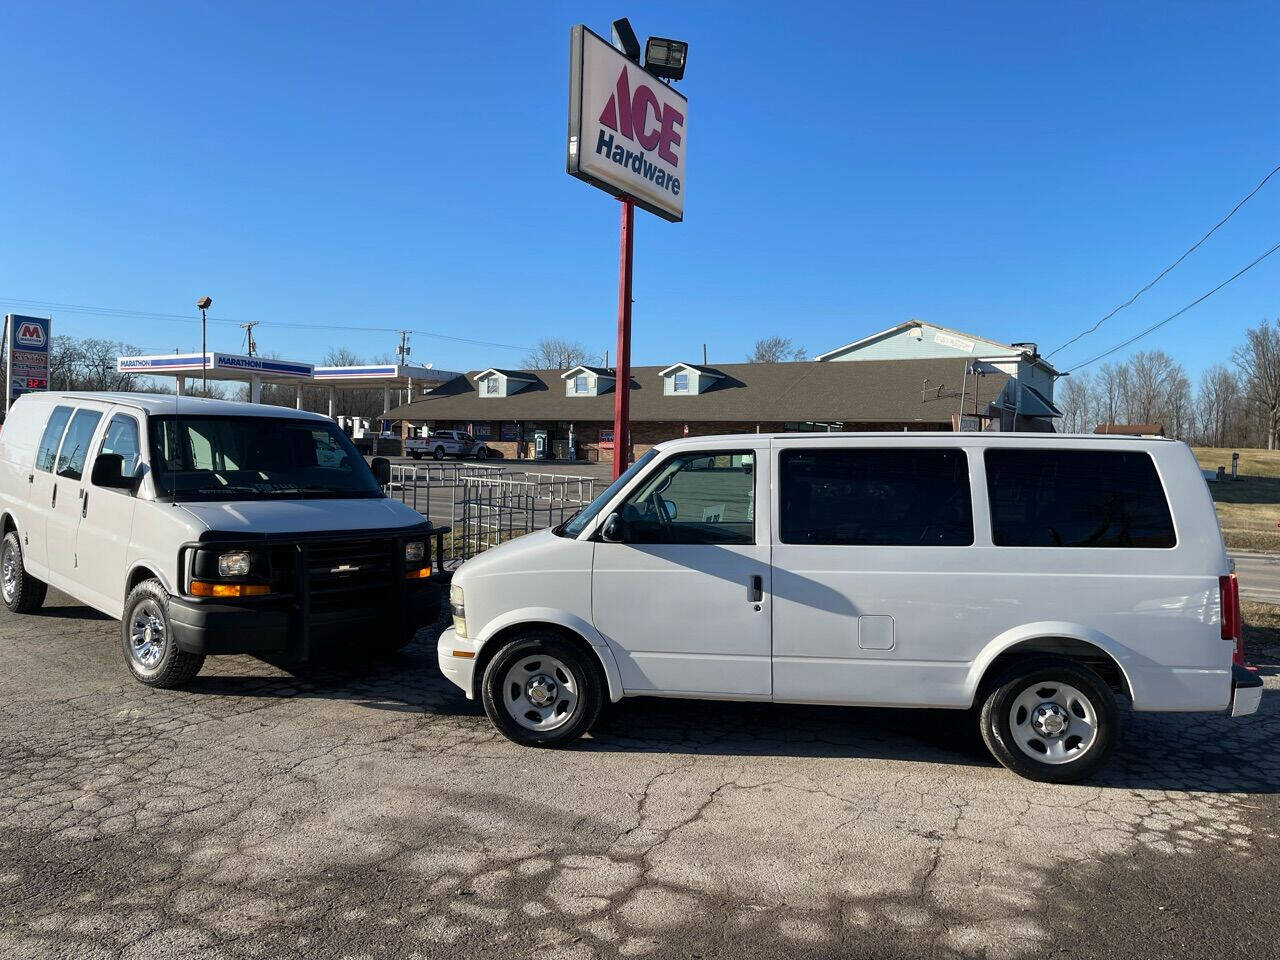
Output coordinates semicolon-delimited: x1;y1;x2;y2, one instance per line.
1191;447;1280;553
1241;599;1280;667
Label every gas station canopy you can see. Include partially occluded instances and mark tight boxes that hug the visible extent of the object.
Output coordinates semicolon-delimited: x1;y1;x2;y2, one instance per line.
116;351;463;413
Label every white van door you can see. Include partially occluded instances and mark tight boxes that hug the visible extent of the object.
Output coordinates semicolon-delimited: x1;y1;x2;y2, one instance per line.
75;411;143;616
770;442;979;707
44;407;104;593
24;404;74;577
591;445;772;697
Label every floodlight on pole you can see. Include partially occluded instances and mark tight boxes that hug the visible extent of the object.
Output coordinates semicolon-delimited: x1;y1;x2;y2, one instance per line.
611;18;641;62
643;35;687;81
196;296;212;393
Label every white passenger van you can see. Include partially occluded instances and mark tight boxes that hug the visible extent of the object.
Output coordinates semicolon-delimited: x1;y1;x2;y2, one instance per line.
440;433;1262;782
0;393;441;687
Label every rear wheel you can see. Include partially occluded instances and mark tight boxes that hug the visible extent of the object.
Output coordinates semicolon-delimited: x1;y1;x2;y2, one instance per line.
475;446;488;460
121;580;205;687
481;633;603;747
433;446;446;461
1;531;46;614
979;656;1118;783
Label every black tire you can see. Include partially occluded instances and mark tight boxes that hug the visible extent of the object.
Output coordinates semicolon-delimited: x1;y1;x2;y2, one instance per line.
121;579;205;688
1;531;47;614
481;632;603;747
370;584;441;655
979;656;1118;783
475;446;488;460
433;446;446;461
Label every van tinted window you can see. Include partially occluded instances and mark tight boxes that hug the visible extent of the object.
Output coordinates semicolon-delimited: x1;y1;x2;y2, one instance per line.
780;448;974;546
985;449;1176;548
618;451;755;545
56;410;104;481
35;406;73;473
99;414;142;478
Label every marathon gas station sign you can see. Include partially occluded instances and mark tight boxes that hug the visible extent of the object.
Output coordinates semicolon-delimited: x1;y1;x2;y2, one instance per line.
567;25;687;222
5;314;50;408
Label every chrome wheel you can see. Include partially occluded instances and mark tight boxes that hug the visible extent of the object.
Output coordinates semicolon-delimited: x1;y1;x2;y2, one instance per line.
1008;681;1098;765
128;599;168;671
502;653;580;732
1;543;17;604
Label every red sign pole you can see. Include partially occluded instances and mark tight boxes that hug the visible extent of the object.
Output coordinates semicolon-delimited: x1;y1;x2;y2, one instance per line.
612;198;634;479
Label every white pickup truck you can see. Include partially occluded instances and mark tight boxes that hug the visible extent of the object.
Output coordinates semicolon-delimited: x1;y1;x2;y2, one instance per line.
406;430;490;461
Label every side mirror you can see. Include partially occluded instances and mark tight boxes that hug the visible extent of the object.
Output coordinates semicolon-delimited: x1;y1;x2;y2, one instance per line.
601;511;625;543
91;453;135;491
371;456;392;486
662;498;678;520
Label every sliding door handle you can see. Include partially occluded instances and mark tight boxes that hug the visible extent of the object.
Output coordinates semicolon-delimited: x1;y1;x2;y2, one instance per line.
51;484;57;508
748;574;763;603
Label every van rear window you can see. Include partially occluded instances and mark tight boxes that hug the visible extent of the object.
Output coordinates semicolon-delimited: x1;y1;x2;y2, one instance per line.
984;449;1176;548
779;448;974;546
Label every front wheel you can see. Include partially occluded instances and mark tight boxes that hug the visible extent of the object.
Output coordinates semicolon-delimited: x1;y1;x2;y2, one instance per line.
979;656;1118;783
481;633;603;747
475;446;488;460
433;446;446;461
1;531;46;614
121;580;205;687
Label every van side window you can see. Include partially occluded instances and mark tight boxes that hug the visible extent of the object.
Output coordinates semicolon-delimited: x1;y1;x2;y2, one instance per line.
98;415;142;478
617;451;755;545
985;449;1176;548
780;448;974;546
35;406;73;473
55;410;104;481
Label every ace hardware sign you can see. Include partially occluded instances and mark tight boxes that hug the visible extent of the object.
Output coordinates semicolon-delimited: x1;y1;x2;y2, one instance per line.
567;24;687;222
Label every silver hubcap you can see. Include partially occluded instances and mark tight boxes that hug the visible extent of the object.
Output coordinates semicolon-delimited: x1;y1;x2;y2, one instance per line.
1;544;17;603
129;599;167;671
1009;681;1098;765
502;654;580;732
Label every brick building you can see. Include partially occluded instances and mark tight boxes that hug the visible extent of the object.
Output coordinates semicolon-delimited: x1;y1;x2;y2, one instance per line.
384;352;1050;464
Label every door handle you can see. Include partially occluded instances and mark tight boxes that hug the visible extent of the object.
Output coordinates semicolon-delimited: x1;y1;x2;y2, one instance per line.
81;491;88;518
748;574;763;603
51;484;57;508
27;473;33;484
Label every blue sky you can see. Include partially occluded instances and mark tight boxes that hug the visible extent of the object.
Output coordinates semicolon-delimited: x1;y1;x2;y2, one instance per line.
1;1;1277;379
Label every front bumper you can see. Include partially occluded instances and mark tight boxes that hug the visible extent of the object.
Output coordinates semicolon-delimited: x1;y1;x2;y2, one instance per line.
1230;664;1264;717
169;581;441;658
437;626;477;698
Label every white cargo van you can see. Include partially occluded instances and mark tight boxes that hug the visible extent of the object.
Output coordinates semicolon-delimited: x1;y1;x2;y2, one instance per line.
439;433;1262;782
0;393;442;687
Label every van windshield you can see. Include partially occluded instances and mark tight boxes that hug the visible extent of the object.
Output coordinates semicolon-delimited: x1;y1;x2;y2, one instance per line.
148;416;384;501
557;448;660;537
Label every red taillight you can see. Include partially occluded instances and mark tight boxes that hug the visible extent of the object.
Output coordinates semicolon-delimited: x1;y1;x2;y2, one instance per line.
1220;573;1246;666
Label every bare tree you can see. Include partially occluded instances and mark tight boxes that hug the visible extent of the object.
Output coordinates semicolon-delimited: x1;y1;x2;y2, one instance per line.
746;336;807;363
1196;364;1239;446
47;335;145;392
1233;319;1280;450
1058;370;1095;433
522;338;596;370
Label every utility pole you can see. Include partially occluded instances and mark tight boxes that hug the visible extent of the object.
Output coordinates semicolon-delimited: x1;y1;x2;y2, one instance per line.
396;330;411;364
239;321;260;357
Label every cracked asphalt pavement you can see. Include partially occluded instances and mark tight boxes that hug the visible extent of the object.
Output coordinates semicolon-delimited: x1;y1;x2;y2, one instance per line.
1;590;1277;959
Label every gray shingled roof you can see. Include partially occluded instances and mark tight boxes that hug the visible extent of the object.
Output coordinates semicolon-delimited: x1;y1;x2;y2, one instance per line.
387;359;1010;425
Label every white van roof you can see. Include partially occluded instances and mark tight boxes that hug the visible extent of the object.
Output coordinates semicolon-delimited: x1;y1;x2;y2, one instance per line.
16;392;330;421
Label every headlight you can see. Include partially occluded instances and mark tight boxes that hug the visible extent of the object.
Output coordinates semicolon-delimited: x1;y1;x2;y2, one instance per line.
217;550;252;578
450;582;466;638
404;541;425;564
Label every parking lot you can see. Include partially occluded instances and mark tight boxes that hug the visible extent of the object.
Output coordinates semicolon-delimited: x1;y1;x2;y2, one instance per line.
0;591;1275;959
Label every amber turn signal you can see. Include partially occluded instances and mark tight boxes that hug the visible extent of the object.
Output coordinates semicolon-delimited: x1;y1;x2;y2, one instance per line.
451;650;475;659
189;581;270;598
404;567;431;580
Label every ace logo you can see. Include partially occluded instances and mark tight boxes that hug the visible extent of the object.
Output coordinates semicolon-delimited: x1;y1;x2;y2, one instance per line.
597;66;684;166
15;321;46;349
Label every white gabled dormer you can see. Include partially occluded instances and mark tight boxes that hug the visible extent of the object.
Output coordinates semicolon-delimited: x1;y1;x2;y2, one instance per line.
475;368;537;398
560;365;615;397
660;363;722;396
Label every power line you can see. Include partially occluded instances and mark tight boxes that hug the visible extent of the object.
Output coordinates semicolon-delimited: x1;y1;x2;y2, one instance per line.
1062;238;1280;374
0;295;532;352
1047;162;1280;359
